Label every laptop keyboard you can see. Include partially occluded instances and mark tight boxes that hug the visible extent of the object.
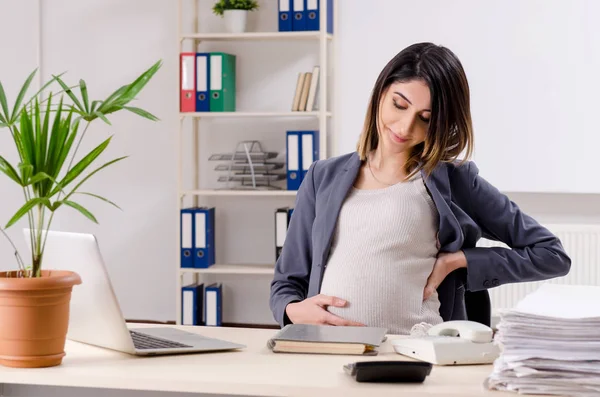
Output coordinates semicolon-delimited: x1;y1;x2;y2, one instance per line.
130;330;192;350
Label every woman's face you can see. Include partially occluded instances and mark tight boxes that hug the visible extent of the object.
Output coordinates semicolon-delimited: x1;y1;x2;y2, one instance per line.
378;79;431;154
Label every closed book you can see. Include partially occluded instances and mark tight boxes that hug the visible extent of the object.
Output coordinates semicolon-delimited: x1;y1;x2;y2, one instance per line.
292;72;306;111
298;72;312;111
267;324;387;355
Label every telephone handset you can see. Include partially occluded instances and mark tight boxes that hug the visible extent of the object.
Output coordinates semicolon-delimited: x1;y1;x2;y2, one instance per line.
427;320;494;343
392;320;501;365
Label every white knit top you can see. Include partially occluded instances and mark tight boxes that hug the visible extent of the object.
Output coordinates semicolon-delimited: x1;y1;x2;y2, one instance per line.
319;172;444;335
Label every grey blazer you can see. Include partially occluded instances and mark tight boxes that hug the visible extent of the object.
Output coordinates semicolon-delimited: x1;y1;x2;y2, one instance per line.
269;152;571;328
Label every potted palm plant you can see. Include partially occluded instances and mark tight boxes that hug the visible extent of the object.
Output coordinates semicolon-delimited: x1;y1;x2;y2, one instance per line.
212;0;260;33
0;60;161;368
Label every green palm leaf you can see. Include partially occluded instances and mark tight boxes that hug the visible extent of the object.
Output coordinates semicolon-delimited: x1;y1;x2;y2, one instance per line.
79;79;89;113
96;85;127;114
18;163;33;186
74;192;122;210
10;125;26;162
39;93;52;171
26;171;54;187
52;115;78;187
10;69;37;124
123;106;159;121
22;73;65;107
0;155;22;184
98;60;162;114
19;108;35;165
63;156;127;200
50;136;112;196
90;100;102;113
94;111;111;125
119;60;162;104
33;99;44;172
0;80;10;122
45;97;66;183
62;200;97;223
5;197;51;228
52;74;85;113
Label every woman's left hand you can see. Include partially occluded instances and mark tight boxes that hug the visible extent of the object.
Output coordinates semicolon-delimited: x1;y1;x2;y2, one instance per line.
423;251;467;300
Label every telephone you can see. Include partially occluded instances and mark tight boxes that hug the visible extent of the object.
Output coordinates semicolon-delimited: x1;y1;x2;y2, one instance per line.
391;320;501;366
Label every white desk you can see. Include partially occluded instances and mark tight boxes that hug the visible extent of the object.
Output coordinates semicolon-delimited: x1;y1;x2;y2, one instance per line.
0;324;515;397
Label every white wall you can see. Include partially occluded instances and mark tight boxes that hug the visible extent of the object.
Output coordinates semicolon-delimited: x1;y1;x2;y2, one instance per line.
0;0;598;326
337;0;600;194
0;0;180;322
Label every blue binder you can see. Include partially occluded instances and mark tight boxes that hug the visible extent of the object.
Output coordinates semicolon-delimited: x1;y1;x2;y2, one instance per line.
278;0;292;31
306;0;334;33
193;207;215;269
286;131;302;190
180;208;195;268
195;52;210;112
292;0;306;31
205;283;222;326
181;283;203;325
301;130;319;179
327;0;333;34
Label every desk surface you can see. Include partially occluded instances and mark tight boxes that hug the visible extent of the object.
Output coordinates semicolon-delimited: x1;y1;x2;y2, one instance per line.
0;324;513;397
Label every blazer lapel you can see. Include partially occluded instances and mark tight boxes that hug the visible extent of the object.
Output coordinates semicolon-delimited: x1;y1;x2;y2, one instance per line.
320;153;362;264
318;154;464;265
421;164;464;252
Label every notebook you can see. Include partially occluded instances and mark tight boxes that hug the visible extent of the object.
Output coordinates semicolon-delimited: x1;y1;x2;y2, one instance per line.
267;324;388;355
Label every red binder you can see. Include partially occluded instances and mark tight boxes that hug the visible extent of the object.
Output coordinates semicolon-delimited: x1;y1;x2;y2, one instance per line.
180;52;196;112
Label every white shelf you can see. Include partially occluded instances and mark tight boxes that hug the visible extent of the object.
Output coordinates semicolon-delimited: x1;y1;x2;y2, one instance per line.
179;111;331;118
180;31;333;41
182;190;297;197
175;0;337;326
180;264;275;275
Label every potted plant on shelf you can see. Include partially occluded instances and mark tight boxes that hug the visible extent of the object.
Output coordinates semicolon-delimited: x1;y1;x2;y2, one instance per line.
212;0;260;33
0;60;161;368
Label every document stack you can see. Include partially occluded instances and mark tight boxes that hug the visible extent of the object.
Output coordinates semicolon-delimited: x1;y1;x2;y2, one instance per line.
485;284;600;397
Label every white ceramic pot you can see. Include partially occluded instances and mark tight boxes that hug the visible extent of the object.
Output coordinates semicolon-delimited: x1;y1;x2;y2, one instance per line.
223;10;248;33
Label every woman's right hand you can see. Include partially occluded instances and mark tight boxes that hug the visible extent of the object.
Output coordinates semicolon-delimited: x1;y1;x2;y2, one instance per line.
285;294;366;326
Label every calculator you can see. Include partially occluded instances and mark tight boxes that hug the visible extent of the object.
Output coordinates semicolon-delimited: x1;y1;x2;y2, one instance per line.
343;360;432;383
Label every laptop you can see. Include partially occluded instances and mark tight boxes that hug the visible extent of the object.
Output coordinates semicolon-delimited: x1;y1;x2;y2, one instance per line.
23;229;246;356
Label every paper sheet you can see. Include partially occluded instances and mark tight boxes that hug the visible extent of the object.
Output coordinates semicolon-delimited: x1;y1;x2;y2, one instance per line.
485;284;600;397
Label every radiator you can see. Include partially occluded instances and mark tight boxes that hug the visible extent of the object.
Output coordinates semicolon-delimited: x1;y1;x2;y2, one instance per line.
476;224;600;311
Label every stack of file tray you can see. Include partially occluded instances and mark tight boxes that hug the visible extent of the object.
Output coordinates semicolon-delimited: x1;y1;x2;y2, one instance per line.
210;141;286;190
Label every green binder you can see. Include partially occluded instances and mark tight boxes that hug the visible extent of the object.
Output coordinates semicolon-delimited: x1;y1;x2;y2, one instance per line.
209;52;236;112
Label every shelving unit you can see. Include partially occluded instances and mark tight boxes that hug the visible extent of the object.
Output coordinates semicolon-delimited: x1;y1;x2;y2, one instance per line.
175;0;337;326
181;31;333;41
180;264;275;275
182;189;297;197
179;111;332;118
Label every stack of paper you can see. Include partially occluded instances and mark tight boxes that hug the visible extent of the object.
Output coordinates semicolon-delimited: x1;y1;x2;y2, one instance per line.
485;284;600;397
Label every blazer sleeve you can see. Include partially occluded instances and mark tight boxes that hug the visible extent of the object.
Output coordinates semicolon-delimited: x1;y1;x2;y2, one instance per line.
461;162;571;291
269;161;317;327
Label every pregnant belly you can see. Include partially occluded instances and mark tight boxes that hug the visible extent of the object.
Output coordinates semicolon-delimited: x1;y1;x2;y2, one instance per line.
318;259;443;334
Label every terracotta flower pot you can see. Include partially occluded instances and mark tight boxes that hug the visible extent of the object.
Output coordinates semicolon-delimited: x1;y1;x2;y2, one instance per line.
0;270;81;368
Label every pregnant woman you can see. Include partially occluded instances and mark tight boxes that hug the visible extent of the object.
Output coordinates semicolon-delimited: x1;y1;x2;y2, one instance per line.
269;42;571;335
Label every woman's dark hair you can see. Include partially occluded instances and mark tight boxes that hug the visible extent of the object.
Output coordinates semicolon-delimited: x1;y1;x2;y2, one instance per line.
356;42;474;178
